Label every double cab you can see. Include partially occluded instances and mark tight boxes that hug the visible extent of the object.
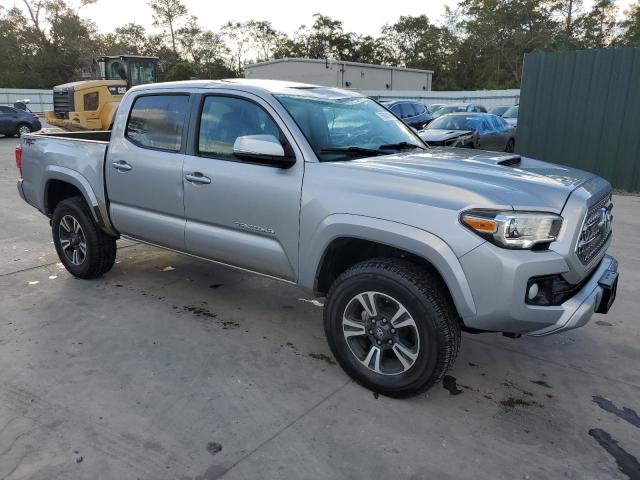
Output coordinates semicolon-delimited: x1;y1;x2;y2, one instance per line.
16;79;618;397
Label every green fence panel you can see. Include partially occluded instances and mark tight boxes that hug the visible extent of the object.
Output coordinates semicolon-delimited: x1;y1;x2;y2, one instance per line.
517;48;640;192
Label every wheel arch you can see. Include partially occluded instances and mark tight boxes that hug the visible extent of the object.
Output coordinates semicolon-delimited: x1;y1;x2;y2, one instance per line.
301;214;476;321
42;167;115;235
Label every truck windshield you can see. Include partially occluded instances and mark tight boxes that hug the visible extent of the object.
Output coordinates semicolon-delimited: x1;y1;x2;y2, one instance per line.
274;95;425;161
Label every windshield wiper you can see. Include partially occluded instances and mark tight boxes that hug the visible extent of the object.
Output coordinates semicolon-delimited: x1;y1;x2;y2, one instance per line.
378;142;426;151
319;147;387;157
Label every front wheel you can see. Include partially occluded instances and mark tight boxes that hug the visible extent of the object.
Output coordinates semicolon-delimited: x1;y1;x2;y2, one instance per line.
324;258;461;398
505;139;515;153
52;197;117;279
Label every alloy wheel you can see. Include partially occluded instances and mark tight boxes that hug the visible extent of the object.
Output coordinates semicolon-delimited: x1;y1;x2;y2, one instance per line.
58;215;87;266
342;291;420;375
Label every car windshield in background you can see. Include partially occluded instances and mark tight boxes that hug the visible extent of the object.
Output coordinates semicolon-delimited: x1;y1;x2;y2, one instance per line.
489;106;509;116
275;95;424;161
434;105;467;115
503;106;519;118
427;114;481;131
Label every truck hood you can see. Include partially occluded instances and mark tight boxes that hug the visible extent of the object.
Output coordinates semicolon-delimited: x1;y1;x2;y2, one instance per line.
419;129;473;142
325;147;595;212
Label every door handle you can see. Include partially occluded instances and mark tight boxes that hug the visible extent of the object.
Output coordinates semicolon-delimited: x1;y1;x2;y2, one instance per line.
185;172;211;185
112;160;132;172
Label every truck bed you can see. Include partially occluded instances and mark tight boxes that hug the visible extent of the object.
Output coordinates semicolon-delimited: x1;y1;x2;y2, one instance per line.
19;130;112;232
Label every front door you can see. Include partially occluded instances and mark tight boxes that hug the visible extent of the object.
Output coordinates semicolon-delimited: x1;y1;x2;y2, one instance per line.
106;93;190;250
183;93;304;281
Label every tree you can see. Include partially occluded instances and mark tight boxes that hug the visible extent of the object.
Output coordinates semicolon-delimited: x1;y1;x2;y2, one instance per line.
618;1;640;45
165;61;196;81
576;0;618;48
148;0;187;55
221;21;255;74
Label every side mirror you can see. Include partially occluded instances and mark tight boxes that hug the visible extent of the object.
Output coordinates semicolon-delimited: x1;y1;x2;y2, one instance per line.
233;135;295;168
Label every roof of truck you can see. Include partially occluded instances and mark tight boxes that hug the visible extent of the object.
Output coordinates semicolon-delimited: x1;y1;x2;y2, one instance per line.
131;78;362;99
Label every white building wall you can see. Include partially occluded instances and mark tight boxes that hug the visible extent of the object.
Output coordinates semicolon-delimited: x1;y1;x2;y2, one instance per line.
245;59;433;91
0;88;53;113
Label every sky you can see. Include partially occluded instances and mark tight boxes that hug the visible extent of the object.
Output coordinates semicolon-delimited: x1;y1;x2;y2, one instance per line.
7;0;637;36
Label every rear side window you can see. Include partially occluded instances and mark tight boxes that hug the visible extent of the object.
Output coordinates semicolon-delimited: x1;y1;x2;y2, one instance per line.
198;96;281;160
0;106;14;114
84;92;99;111
126;95;189;152
399;103;415;118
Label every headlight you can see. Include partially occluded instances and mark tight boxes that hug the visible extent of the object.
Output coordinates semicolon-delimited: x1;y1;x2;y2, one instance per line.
447;134;473;146
460;210;563;249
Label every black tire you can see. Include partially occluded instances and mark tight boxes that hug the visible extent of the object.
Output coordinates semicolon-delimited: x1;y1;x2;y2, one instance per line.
52;197;117;279
324;258;461;398
505;138;515;153
16;123;32;137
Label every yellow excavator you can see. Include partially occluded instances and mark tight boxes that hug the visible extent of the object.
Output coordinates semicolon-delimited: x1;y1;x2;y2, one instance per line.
46;55;161;131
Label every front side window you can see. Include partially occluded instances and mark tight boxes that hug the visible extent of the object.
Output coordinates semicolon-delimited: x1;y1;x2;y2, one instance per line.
126;95;188;152
275;94;424;162
503;106;519;118
198;96;281;159
130;61;156;86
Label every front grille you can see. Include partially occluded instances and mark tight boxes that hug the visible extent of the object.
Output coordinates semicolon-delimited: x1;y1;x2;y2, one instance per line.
53;89;74;119
576;191;612;265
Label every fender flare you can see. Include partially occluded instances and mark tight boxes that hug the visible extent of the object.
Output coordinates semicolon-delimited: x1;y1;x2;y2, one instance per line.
300;214;477;320
42;166;116;235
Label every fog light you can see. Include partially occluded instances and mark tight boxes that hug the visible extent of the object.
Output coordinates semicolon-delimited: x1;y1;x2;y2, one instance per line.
527;283;539;301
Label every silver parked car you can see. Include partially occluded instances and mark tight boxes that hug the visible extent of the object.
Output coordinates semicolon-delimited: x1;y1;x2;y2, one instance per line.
503;105;519;128
419;112;516;152
16;79;618;398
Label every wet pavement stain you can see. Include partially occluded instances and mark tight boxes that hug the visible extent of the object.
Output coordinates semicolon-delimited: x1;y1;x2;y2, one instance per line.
206;442;222;456
530;380;553;389
308;352;336;365
195;464;227;480
596;320;613;326
588;428;640;480
593;396;640;428
442;375;463;395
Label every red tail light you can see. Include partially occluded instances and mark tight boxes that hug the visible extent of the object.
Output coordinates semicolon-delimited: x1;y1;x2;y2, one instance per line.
15;144;22;177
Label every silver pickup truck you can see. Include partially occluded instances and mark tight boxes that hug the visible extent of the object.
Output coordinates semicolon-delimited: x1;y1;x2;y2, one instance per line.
16;79;618;397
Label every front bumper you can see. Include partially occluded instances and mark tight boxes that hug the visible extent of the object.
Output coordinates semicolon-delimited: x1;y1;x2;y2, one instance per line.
459;240;618;335
528;255;617;336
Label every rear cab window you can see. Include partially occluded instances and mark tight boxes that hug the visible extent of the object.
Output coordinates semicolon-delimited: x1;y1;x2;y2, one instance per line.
126;94;189;152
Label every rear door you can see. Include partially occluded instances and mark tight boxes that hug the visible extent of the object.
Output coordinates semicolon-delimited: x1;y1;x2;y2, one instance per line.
106;93;190;250
182;91;304;281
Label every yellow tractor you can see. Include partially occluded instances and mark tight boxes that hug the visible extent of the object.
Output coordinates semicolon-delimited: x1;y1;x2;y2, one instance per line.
46;55;161;131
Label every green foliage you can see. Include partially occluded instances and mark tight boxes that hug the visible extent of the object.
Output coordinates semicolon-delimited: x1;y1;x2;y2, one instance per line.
1;0;639;90
164;61;196;81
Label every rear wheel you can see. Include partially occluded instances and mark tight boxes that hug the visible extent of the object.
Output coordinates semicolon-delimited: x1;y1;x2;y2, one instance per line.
16;124;32;137
505;138;515;153
324;258;461;398
52;197;116;279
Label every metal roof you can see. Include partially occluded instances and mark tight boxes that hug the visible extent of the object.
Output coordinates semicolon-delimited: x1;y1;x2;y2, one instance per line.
245;58;434;75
